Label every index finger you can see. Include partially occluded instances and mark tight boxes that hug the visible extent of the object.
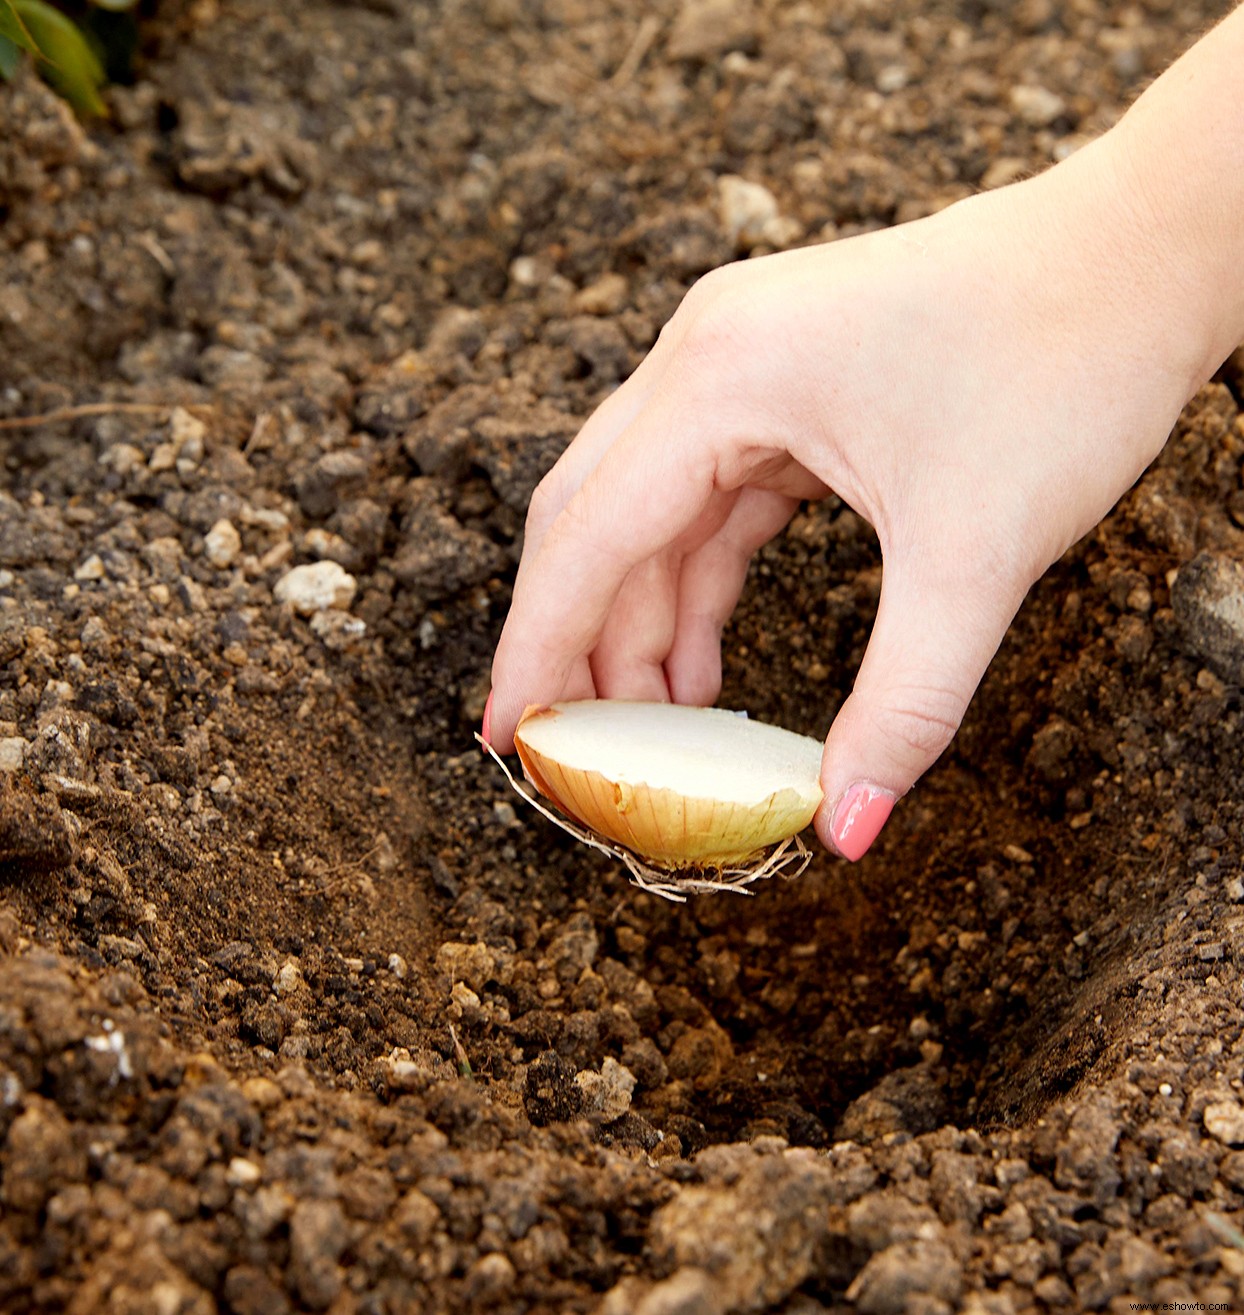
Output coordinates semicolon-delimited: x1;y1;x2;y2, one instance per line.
489;391;724;750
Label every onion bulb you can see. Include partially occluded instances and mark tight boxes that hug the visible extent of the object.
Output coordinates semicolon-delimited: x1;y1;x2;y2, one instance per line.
512;700;823;869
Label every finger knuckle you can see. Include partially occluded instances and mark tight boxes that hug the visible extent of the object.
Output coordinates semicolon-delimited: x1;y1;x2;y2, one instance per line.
681;300;746;367
881;686;965;762
670;271;753;380
678;264;733;315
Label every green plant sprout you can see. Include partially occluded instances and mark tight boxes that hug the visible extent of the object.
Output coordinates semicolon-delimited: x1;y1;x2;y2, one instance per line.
0;0;139;117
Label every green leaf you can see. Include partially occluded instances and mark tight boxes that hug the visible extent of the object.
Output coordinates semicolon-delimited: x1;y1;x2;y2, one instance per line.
12;0;107;116
0;0;43;57
0;33;21;78
90;0;142;10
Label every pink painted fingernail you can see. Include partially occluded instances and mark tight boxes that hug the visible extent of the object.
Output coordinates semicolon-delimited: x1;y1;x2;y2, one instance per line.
830;782;895;862
481;691;494;748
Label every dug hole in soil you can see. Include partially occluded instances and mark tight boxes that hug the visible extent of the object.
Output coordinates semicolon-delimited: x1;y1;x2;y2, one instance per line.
3;0;1244;1311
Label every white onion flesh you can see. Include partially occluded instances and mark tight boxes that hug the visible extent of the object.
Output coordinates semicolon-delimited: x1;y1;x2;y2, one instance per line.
513;701;824;868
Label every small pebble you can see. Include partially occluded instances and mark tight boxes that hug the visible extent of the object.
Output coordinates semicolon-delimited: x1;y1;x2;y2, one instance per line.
1009;84;1066;126
573;272;629;316
204;519;242;569
633;1269;718;1315
1171;552;1244;683
170;407;206;459
451;981;480;1011
509;255;542;288
0;738;26;773
73;555;106;582
98;443;145;475
576;1057;636;1123
302;528;349;561
466;1252;516;1303
274;561;358;615
226;1157;262;1188
273;962;304;995
148;442;178;473
717;174;779;248
241;505;290;532
1204;1101;1244;1147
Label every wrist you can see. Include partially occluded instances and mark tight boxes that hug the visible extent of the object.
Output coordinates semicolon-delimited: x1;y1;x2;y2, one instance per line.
1084;7;1244;393
1091;121;1244;397
1030;132;1215;410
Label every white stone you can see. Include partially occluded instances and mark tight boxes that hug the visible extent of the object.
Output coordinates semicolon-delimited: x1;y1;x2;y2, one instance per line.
573;273;629;316
74;554;106;582
204;519;241;569
85;1026;133;1081
274;561;357;615
451;981;481;1011
0;738;26;773
303;528;350;561
718;174;779;248
273;961;305;996
1205;1100;1244;1146
170;406;206;457
148;442;178;473
509;256;541;288
761;214;804;249
98;443;145;475
226;1157;262;1188
576;1057;636;1123
240;505;290;532
1009;84;1067;127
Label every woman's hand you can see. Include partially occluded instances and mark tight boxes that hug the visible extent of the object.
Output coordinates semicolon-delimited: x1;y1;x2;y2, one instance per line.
486;124;1219;859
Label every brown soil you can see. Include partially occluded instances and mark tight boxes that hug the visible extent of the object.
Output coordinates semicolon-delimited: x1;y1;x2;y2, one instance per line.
3;0;1244;1311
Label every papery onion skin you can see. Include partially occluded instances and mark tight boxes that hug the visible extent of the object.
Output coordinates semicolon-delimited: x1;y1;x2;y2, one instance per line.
513;702;823;868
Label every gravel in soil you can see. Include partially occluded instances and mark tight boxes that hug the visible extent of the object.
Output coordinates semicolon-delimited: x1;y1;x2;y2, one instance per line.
3;0;1244;1311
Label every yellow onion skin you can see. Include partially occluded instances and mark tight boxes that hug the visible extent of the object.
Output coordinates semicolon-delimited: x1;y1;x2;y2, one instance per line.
513;706;822;869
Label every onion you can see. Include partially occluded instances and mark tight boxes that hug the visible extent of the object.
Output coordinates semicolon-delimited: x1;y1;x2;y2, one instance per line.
512;700;824;869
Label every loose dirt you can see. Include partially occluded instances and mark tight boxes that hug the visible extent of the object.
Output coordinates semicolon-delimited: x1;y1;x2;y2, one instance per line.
3;0;1244;1310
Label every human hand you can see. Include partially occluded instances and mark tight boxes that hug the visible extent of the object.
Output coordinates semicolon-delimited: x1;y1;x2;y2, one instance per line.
486;136;1209;861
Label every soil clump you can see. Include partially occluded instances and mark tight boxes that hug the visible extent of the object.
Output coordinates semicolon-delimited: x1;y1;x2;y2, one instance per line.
3;0;1244;1310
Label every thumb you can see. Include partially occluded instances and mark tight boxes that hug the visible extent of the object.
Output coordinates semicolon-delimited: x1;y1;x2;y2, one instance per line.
815;552;1025;860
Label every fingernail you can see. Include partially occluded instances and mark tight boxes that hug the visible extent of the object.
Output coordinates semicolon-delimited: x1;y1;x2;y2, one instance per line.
830;782;895;862
481;691;494;748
